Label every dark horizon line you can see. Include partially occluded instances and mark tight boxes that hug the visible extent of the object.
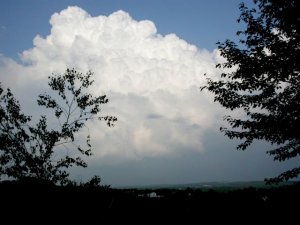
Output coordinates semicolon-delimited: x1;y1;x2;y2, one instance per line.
113;180;298;189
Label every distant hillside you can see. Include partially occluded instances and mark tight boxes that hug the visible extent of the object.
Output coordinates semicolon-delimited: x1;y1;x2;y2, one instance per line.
116;180;295;191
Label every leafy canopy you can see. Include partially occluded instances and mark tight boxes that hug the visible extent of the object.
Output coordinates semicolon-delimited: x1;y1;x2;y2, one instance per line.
201;0;300;184
0;68;117;185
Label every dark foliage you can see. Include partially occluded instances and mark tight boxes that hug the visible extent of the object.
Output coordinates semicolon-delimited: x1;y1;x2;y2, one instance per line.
0;181;299;223
0;68;117;185
201;0;300;184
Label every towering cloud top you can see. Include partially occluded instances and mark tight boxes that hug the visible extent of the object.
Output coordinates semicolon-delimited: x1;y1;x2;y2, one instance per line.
21;6;219;94
1;6;223;161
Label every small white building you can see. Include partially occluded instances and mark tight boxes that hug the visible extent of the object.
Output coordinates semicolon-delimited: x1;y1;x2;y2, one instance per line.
148;192;158;198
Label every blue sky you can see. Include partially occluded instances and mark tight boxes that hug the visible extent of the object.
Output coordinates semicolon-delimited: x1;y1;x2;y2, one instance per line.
0;0;244;59
0;0;296;187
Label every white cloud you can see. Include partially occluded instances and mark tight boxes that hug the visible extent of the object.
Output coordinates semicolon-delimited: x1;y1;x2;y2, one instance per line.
0;6;224;163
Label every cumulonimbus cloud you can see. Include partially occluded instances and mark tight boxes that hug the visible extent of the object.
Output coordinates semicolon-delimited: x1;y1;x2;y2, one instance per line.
0;6;224;162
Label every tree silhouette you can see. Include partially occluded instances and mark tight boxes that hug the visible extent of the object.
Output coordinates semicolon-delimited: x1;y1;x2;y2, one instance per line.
201;0;300;184
0;68;117;185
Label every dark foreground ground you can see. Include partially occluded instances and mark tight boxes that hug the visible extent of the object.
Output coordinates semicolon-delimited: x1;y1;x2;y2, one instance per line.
1;180;299;223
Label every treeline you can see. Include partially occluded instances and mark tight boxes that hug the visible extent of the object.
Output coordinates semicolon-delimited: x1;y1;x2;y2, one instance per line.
1;180;299;223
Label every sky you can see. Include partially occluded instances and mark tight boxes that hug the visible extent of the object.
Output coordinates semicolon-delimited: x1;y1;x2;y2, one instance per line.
0;0;297;187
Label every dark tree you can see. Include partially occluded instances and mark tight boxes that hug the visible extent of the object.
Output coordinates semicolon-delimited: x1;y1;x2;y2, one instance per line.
0;68;117;185
201;0;300;184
